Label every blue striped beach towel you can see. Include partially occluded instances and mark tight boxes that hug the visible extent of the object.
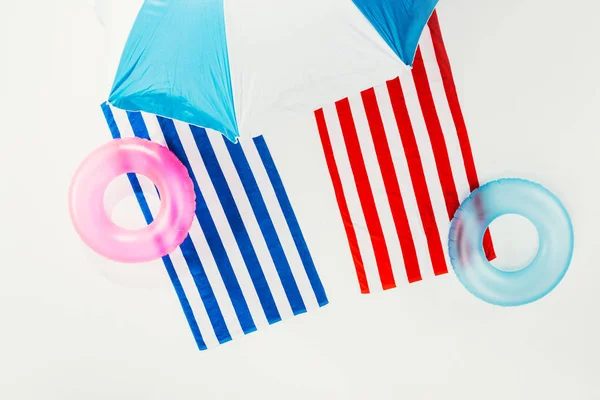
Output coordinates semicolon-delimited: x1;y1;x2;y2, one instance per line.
101;102;328;350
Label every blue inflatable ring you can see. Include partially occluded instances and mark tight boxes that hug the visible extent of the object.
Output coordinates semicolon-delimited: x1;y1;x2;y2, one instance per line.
448;178;574;306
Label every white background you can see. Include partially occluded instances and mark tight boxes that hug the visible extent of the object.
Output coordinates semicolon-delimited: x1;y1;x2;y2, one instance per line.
1;0;599;399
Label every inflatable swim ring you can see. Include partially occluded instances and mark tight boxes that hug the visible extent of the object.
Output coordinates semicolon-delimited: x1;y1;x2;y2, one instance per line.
448;178;574;306
69;137;196;263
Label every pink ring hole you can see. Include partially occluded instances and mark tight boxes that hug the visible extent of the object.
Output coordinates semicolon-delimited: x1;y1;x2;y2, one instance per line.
69;138;195;263
104;173;160;229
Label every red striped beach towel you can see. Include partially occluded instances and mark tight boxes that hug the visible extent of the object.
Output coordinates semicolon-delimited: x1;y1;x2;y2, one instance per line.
315;11;495;294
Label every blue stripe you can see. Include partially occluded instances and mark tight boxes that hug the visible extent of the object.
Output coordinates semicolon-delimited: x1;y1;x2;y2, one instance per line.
189;126;282;324
157;116;256;340
253;137;328;306
222;136;307;314
126;112;162;199
126;111;152;141
100;104;207;350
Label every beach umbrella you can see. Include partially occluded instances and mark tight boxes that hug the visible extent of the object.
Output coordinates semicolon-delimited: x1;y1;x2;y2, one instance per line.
105;0;439;143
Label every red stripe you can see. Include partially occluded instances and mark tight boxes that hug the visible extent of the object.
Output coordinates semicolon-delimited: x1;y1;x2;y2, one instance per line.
386;78;448;276
335;98;396;290
411;47;461;220
361;88;422;283
427;11;479;194
315;108;370;293
427;11;496;260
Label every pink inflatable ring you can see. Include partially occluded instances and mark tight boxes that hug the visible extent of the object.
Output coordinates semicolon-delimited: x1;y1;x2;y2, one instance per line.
69;138;195;263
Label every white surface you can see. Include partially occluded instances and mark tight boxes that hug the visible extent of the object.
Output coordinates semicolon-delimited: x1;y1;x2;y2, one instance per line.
93;0;143;97
1;0;599;399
